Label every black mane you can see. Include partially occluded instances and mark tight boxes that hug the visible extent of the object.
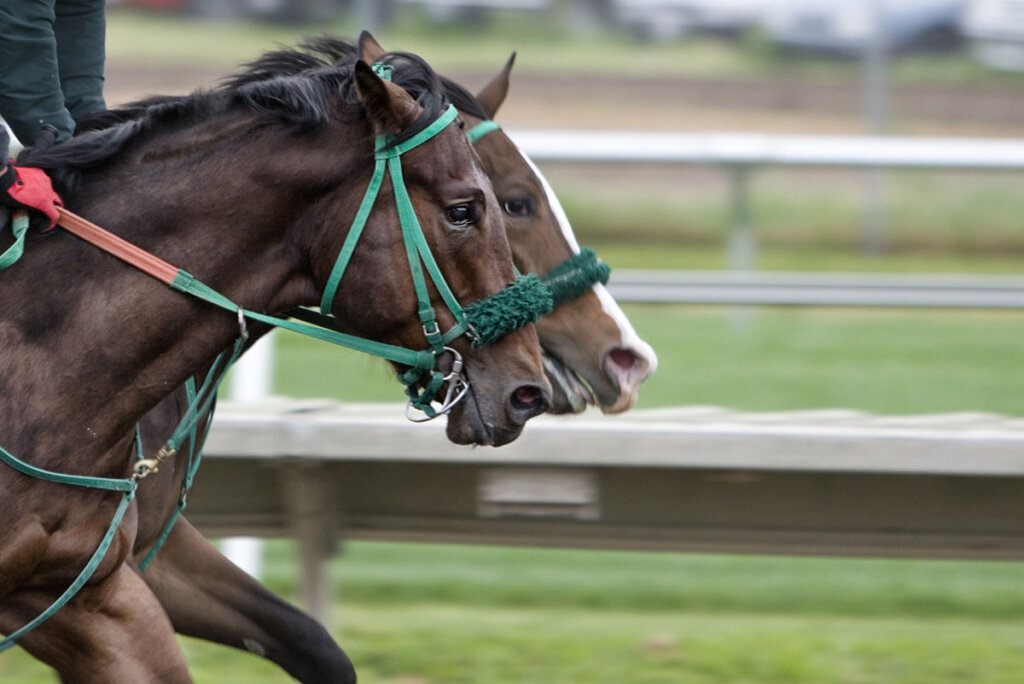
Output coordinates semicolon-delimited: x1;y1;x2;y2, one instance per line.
18;37;450;194
227;36;490;121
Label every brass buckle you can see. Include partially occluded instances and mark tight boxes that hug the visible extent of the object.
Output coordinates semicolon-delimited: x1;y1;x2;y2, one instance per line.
133;444;177;482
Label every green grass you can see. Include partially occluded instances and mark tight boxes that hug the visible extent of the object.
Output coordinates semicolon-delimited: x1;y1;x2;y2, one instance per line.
326;607;1024;684
320;543;1024;620
624;306;1024;415
553;169;1024;259
269;304;1024;417
7;543;1024;682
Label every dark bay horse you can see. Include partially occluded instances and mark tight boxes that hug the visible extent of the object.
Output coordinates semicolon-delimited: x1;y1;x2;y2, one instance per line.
0;44;551;681
101;36;657;683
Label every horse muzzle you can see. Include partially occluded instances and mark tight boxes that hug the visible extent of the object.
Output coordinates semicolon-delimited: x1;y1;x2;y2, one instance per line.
444;374;550;447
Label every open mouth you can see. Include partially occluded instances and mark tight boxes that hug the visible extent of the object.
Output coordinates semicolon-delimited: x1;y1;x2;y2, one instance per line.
541;348;596;414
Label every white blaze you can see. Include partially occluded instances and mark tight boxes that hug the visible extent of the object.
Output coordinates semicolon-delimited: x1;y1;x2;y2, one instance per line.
517;146;658;373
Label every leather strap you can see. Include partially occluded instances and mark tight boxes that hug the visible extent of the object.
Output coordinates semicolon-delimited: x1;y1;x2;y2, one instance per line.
57;207;179;284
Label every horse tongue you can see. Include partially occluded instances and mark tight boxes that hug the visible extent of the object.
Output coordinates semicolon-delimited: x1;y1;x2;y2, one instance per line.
541;352;593;413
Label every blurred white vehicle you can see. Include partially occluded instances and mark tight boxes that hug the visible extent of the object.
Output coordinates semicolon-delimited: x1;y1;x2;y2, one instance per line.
612;0;776;41
962;0;1024;69
762;0;966;55
395;0;549;22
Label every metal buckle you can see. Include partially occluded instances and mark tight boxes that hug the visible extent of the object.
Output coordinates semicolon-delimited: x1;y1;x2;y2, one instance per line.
237;308;249;342
422;320;441;342
405;346;470;422
132;445;177;482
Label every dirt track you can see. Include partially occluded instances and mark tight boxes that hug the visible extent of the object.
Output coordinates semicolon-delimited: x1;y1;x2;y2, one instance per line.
106;60;1024;137
101;58;1024;236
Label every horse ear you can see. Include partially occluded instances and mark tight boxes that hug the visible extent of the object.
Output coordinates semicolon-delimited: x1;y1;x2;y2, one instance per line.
353;60;421;135
475;52;516;119
358;30;387;64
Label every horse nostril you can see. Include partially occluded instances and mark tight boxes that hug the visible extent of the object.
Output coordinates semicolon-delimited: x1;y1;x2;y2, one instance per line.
510;384;549;417
513;385;542;407
607;347;640;372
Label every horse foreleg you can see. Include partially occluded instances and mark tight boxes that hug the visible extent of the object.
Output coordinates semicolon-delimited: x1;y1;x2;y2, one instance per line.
5;562;191;683
138;520;356;684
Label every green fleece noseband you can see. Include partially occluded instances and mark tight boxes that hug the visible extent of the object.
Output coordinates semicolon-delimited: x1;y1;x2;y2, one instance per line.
540;248;610;308
463;273;553;346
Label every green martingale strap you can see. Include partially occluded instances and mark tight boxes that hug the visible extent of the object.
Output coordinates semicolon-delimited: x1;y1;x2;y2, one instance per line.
0;490;135;653
0;444;135;493
0;212;29;271
164;342;242;455
0;444;136;653
138;377;207;572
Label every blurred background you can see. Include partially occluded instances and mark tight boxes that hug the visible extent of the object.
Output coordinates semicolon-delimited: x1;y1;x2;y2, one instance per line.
6;1;1024;682
83;0;1024;414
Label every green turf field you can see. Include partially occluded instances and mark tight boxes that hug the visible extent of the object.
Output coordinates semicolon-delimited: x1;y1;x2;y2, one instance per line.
5;542;1024;683
270;303;1024;417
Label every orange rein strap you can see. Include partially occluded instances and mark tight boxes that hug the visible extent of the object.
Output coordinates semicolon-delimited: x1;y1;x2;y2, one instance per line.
56;207;179;285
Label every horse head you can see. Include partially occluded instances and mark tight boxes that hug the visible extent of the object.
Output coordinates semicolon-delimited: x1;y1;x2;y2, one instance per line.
316;56;551;444
357;33;656;414
458;56;658;414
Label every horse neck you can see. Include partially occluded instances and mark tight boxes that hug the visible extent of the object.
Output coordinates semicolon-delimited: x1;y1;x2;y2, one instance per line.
0;121;358;469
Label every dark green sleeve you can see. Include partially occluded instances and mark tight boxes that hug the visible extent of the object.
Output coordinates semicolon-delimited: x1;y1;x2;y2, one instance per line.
0;0;105;146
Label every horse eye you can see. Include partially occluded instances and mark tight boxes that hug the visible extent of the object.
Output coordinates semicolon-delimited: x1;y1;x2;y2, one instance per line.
445;203;476;226
502;198;531;217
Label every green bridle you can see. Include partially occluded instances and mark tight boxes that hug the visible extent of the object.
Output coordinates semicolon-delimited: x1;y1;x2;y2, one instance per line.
311;63;555;419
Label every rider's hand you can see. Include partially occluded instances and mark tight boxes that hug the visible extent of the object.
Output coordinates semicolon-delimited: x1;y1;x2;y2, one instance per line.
0;125;62;231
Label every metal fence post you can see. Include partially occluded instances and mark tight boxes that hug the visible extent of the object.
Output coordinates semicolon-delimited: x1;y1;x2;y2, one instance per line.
222;332;277;579
727;165;755;272
281;462;337;627
862;0;889;253
727;165;755;328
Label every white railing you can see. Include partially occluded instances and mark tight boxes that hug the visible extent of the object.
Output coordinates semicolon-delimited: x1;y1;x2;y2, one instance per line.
510;130;1024;170
510;129;1024;271
189;400;1024;620
607;270;1024;308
